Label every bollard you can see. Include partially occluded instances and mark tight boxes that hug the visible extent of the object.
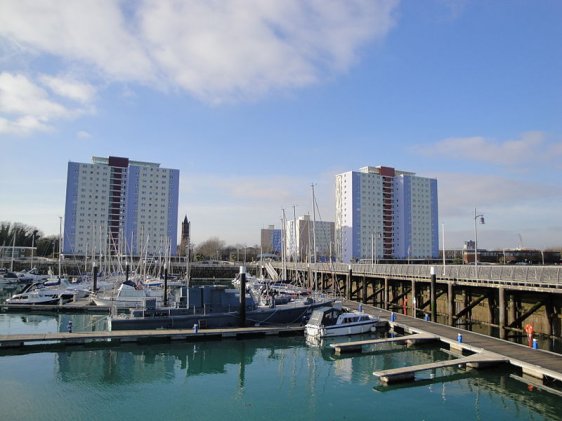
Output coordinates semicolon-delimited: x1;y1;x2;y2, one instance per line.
67;321;73;333
193;323;198;334
532;338;538;349
457;333;463;343
424;314;430;322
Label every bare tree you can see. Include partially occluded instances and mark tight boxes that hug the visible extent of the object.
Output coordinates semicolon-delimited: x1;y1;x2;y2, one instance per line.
194;237;225;260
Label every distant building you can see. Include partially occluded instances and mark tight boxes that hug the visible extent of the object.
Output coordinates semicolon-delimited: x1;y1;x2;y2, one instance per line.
63;156;179;257
463;248;560;265
335;165;438;262
261;225;282;255
285;215;335;262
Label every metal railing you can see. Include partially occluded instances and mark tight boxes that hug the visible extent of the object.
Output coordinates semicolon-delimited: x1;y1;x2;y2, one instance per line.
263;262;562;289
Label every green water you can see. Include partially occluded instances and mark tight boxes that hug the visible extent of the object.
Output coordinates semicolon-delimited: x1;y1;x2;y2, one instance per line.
0;312;560;421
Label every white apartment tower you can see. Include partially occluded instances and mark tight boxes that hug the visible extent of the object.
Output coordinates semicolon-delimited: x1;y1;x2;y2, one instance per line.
335;166;438;263
63;156;179;257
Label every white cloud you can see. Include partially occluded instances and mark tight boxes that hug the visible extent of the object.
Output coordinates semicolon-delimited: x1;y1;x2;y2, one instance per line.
0;72;67;118
138;0;397;102
0;0;154;82
39;75;96;104
435;172;560;218
0;72;94;135
417;131;562;168
0;0;398;105
76;130;92;139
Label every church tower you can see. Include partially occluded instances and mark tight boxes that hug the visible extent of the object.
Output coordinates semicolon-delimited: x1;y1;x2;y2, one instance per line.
179;215;190;257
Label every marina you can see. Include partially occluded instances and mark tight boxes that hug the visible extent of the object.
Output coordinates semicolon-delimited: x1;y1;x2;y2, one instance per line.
1;266;562;420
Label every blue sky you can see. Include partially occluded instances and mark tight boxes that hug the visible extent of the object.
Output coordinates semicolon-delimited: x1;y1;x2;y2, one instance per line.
1;0;562;251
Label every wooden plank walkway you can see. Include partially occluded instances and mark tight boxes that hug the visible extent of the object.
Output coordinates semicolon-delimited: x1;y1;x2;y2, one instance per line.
0;325;304;351
330;333;439;355
373;352;509;384
344;301;562;383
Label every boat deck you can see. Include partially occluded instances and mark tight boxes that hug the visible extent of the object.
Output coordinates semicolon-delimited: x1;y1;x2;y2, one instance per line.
0;301;116;313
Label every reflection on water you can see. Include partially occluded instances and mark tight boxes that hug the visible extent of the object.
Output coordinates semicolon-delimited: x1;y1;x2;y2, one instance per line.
0;335;561;420
22;338;558;420
1;292;561;420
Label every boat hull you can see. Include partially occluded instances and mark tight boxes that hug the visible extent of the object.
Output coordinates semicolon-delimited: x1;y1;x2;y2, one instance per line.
109;300;333;330
305;320;379;338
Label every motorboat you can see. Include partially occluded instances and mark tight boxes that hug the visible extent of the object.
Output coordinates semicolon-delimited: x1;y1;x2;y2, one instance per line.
91;280;164;308
5;280;87;305
0;270;20;285
15;268;48;284
305;303;383;338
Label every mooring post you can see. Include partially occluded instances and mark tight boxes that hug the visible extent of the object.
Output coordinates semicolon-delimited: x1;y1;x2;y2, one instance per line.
498;286;506;339
448;282;454;326
346;265;352;300
384;277;389;310
239;266;247;327
411;279;417;318
164;263;168;307
362;276;367;304
93;261;98;292
430;266;437;322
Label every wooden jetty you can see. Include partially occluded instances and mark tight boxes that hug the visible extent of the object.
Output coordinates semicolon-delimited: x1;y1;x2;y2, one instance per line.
344;301;562;384
373;352;508;384
330;333;439;355
0;325;304;352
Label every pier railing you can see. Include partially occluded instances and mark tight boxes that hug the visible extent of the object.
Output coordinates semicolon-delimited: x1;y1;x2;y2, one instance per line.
266;262;562;289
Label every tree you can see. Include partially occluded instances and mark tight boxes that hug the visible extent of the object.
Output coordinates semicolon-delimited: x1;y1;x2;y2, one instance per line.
0;221;44;248
194;237;225;260
36;235;59;257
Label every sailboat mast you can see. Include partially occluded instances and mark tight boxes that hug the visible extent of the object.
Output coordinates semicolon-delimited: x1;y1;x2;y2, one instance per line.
311;184;317;264
292;205;297;262
58;216;62;278
281;209;287;280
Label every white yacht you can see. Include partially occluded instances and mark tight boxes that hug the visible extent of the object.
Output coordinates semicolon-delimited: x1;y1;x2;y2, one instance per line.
305;303;383;338
5;280;88;305
92;280;164;308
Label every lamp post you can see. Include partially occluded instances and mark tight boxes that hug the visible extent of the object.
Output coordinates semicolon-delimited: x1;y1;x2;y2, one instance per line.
474;208;485;268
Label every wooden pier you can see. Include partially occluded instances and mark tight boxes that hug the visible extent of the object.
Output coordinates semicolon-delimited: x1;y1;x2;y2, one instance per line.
330;333;439;355
372;352;508;384
0;325;304;352
344;301;562;384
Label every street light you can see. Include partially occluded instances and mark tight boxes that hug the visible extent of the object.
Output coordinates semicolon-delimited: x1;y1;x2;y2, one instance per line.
474;208;485;268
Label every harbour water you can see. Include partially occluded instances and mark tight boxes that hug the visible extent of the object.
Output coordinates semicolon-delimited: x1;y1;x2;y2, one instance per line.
0;311;561;420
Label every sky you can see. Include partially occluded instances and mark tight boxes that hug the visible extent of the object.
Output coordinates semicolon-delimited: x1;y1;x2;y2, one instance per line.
1;0;562;251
